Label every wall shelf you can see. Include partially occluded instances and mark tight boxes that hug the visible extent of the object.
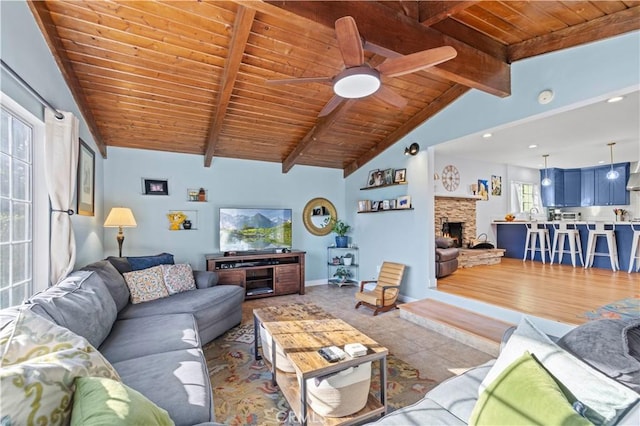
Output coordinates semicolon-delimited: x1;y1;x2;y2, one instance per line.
360;182;408;191
358;208;414;213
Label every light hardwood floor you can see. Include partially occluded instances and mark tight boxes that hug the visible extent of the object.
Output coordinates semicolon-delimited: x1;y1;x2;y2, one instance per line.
436;258;639;325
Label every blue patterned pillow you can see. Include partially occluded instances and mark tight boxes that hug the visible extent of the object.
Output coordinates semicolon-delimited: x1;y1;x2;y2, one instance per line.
127;253;174;271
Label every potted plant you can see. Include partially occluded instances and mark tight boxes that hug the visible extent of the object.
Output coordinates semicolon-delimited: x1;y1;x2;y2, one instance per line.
326;218;351;248
342;253;354;266
333;267;352;283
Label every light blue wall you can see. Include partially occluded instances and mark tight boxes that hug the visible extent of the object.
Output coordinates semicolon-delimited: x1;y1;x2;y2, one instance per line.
345;30;640;300
103;148;344;277
1;0;105;268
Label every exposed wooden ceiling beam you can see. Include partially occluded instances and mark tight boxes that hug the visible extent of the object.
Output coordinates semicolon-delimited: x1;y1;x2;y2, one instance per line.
508;5;640;62
282;99;357;173
264;0;510;97
204;5;256;167
343;84;470;178
27;1;108;158
431;18;508;63
417;1;478;27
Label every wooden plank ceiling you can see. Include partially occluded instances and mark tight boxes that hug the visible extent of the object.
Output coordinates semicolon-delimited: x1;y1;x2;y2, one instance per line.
27;1;640;176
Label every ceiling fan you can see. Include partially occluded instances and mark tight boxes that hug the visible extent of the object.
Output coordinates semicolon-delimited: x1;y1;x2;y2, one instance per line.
266;16;457;117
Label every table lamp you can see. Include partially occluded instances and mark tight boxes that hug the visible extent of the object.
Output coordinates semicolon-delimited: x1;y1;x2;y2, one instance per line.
104;207;137;257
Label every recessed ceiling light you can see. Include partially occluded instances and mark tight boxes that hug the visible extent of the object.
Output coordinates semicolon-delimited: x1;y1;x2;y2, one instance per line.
528;144;538;149
482;133;492;139
607;96;624;103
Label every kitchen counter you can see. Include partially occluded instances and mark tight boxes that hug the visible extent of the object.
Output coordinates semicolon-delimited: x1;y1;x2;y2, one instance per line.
493;221;638;271
493;220;637;225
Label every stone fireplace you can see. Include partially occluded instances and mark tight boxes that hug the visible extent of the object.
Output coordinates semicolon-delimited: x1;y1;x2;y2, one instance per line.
441;220;464;247
435;196;478;247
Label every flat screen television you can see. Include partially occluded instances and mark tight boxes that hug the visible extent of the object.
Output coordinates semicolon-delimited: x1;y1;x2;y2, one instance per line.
219;208;292;252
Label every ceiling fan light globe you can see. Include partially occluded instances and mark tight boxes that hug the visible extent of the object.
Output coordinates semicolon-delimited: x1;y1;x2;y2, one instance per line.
333;67;380;99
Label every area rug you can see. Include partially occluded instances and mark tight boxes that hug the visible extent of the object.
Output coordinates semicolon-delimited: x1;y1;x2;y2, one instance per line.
581;296;640;321
203;322;436;425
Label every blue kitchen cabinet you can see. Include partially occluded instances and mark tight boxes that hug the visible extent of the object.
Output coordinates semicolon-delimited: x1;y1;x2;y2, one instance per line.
594;163;630;206
580;167;595;206
562;168;581;207
540;168;564;207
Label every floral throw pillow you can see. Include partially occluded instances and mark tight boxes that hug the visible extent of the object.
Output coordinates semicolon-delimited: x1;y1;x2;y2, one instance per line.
0;308;120;426
161;264;196;295
123;265;169;304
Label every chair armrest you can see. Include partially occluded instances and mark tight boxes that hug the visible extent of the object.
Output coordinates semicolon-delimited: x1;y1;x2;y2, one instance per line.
380;285;400;305
193;270;219;289
359;279;377;291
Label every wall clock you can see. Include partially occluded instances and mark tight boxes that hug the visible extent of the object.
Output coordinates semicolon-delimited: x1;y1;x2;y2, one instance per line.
442;165;460;192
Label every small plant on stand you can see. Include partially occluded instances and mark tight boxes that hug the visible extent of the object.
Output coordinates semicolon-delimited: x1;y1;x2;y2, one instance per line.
342;253;354;266
325;218;351;248
333;267;352;284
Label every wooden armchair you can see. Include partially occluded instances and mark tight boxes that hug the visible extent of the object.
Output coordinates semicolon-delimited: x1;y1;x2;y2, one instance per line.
354;261;406;316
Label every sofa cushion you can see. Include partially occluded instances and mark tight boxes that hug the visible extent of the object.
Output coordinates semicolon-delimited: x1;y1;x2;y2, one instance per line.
558;318;640;393
481;316;639;425
71;376;174;426
0;308;120;426
127;252;175;271
99;314;200;364
118;284;244;344
123;265;170;304
26;270;117;348
470;351;591;426
162;264;196;295
81;260;130;311
112;349;213;426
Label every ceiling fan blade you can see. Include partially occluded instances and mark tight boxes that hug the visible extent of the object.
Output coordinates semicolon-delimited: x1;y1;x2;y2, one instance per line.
318;95;345;117
335;16;364;67
372;85;408;109
266;76;332;85
376;46;457;78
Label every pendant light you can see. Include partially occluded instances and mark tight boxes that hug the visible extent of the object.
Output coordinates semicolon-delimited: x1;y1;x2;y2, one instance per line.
541;154;552;186
606;142;619;180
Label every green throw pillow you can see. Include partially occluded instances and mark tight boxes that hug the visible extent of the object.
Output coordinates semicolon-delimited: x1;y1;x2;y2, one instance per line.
71;376;174;426
470;352;592;426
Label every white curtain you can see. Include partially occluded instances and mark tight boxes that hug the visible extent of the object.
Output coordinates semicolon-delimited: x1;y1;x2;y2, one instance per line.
45;109;79;285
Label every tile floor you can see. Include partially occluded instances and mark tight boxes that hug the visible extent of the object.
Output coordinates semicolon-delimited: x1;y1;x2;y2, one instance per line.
242;284;494;383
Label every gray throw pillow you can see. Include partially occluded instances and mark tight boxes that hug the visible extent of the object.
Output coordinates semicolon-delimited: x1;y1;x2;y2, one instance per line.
106;256;133;274
558;318;640;393
81;260;131;312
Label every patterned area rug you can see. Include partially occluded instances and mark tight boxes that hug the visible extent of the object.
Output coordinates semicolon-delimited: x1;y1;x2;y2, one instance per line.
203;322;436;425
581;296;640;320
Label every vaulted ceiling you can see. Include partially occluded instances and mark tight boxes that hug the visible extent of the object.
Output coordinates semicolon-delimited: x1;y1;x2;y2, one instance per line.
27;1;640;176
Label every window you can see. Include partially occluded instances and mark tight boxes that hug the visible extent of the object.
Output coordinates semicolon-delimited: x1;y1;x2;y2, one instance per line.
510;181;542;216
1;94;47;308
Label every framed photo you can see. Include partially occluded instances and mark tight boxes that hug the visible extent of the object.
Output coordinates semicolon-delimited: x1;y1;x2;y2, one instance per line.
76;139;95;216
477;179;489;200
366;169;379;187
394;168;406;183
383;168;394;185
491;175;502;196
382;199;390;210
397;195;411;209
371;200;380;211
143;178;169;195
358;200;370;212
389;199;397;209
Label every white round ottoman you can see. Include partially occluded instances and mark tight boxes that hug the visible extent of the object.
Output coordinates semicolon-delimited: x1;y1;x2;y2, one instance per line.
259;324;296;373
305;362;372;417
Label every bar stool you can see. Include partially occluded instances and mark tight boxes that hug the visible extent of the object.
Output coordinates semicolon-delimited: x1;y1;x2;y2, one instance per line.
629;223;640;273
523;221;551;264
551;221;584;267
584;221;619;271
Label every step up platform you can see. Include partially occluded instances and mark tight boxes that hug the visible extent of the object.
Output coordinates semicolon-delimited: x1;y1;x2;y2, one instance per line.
458;248;506;268
399;299;514;357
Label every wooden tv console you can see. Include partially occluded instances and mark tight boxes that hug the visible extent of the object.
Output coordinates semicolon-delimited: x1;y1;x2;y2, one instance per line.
205;251;305;300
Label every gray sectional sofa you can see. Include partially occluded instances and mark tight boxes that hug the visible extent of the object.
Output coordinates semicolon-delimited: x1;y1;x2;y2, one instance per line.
1;254;245;425
369;317;640;425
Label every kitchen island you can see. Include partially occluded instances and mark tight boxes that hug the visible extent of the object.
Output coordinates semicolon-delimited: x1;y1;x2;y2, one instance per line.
493;221;638;271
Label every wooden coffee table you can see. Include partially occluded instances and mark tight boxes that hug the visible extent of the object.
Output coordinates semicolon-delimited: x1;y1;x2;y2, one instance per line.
253;303;388;425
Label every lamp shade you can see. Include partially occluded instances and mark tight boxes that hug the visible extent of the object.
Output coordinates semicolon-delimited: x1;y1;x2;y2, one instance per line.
104;207;137;228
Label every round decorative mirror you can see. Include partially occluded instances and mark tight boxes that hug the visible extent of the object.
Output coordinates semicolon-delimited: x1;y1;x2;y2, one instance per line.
302;198;337;236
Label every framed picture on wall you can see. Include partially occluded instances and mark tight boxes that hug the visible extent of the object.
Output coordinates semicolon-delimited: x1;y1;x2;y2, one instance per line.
76;139;95;216
143;178;169;195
